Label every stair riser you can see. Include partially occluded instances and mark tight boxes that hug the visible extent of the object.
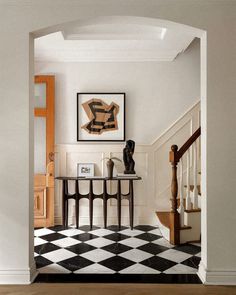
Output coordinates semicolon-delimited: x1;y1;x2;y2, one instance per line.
190;192;201;208
181;211;201;243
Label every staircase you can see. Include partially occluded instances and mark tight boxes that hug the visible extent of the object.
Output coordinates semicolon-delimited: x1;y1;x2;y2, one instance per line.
156;127;201;245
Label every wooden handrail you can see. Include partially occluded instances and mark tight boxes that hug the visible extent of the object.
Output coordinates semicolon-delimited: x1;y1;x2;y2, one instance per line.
169;127;201;165
177;127;201;160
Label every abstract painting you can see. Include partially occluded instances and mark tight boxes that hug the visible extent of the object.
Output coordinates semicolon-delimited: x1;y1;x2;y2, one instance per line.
77;93;125;141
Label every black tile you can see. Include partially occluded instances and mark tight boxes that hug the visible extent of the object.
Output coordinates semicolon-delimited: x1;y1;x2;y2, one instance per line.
72;233;98;242
35;273;202;284
48;225;67;232
99;256;135;272
134;225;157;232
101;243;133;255
106;225;128;232
40;233;66;242
34;243;60;254
66;243;96;255
78;225;100;232
135;233;162;242
35;256;52;269
181;256;201;269
103;233;129;242
58;255;93;272
173;244;201;255
137;243;169;255
140;256;177;272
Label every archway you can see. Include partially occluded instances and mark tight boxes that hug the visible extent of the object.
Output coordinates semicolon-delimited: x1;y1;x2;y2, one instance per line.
30;16;206;282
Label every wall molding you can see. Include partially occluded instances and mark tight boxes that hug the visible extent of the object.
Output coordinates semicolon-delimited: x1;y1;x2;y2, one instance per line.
198;262;236;285
0;263;37;284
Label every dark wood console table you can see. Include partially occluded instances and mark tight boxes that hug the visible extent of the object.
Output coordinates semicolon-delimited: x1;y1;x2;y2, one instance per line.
56;176;141;230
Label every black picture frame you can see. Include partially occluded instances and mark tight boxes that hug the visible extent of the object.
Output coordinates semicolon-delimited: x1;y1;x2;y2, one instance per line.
77;92;126;142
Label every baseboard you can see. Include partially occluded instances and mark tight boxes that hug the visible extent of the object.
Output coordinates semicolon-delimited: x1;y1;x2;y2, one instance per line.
54;216;157;227
0;262;38;284
198;261;236;285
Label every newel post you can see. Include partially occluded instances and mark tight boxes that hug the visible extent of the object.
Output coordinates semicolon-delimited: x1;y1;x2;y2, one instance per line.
169;145;180;244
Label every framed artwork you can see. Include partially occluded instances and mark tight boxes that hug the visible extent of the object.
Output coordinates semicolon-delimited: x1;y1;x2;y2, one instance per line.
77;93;125;142
77;163;95;177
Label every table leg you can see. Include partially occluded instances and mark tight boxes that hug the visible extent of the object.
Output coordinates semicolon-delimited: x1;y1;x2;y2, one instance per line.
89;180;93;230
117;179;121;230
129;180;134;230
75;180;79;229
65;199;69;227
62;180;66;227
103;180;107;228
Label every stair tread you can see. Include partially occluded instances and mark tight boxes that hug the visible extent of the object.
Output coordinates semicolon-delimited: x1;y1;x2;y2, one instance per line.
185;208;201;213
180;225;192;230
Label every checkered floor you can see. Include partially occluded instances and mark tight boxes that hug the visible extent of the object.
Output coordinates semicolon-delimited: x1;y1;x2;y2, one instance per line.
34;225;201;274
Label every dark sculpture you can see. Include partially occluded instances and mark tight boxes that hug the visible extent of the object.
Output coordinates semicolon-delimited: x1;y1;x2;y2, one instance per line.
123;140;136;174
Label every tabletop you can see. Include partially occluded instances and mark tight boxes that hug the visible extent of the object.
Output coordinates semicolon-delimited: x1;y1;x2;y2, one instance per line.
55;176;142;181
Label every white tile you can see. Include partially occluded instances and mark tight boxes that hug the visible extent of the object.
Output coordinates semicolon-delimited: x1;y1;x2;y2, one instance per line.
118;229;144;237
164;263;197;274
34;237;48;246
34;252;39;257
88;228;114;237
120;263;160;274
34;228;55;237
152;238;174;248
195;252;201;257
42;249;77;263
157;249;192;263
38;263;71;274
85;237;114;248
51;237;80;248
118;249;153;263
118;237;148;248
148;228;162;236
74;263;115;274
80;249;115;263
58;228;84;236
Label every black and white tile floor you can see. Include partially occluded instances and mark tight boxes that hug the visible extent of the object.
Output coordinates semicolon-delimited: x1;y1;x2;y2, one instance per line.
34;225;201;275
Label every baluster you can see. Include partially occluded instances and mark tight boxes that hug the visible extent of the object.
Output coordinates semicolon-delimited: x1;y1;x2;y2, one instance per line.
193;141;198;209
179;158;185;227
170;145;178;213
169;145;180;245
186;149;191;210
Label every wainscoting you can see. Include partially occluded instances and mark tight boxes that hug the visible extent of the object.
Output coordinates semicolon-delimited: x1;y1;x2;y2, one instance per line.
54;102;200;226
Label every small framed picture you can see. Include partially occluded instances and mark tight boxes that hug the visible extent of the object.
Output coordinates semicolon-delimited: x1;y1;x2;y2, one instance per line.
77;93;125;142
77;163;95;177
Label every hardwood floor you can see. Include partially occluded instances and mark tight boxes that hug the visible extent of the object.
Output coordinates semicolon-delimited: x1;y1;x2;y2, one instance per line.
0;284;236;295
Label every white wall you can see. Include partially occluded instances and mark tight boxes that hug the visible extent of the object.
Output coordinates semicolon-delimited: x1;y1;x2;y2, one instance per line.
0;0;236;285
35;39;200;145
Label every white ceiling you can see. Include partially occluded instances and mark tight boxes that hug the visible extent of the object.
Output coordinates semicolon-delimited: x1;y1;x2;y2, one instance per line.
35;18;196;62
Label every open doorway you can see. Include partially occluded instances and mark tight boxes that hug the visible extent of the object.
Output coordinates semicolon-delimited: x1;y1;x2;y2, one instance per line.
32;16;204;283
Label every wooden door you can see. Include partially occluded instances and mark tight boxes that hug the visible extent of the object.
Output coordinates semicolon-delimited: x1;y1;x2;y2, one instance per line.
34;75;55;227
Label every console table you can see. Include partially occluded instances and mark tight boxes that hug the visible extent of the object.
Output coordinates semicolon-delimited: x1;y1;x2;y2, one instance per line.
56;176;141;230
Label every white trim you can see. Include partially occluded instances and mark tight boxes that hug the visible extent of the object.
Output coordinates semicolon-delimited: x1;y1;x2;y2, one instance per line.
198;262;236;285
151;100;200;146
0;263;37;284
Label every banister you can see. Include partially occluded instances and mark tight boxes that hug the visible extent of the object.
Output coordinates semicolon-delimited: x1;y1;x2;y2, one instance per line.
168;127;201;245
176;127;201;161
